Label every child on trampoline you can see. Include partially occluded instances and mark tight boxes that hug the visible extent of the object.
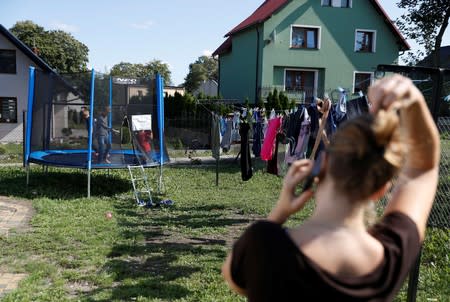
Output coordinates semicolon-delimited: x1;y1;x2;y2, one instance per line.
96;106;112;164
222;75;440;301
137;129;153;162
81;107;99;159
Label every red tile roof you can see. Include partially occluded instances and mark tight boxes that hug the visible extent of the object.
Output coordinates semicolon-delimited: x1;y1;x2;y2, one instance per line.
212;37;232;57
369;0;410;50
218;0;409;51
226;0;289;37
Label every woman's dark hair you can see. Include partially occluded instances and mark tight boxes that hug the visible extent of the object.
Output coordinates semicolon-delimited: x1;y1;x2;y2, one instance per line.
326;109;404;201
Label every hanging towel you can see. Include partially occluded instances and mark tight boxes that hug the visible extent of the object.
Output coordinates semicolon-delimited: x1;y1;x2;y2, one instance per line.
261;117;282;161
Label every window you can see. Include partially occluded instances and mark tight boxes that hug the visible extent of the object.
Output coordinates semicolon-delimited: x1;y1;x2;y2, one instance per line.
285;69;317;100
0;97;17;123
291;26;320;49
353;72;373;94
322;0;351;7
355;30;376;52
0;50;16;74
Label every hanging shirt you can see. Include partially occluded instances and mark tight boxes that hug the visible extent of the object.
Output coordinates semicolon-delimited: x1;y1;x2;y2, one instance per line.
252;111;263;158
219;116;227;136
286;107;305;155
232;112;241;142
211;113;221;160
346;96;369;120
221;119;233;151
335;88;347;121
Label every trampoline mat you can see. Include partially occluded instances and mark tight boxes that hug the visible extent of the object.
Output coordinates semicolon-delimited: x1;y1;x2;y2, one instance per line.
29;150;160;169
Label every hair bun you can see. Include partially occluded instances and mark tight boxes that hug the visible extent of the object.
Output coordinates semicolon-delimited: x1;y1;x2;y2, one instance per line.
372;109;404;167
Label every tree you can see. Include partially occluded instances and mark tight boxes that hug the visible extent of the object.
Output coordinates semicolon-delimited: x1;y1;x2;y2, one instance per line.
145;60;172;86
110;62;147;78
110;60;172;86
10;20;89;73
396;1;450;67
184;55;218;93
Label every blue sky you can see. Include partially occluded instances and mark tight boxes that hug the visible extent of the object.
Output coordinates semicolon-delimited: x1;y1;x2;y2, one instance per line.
1;0;449;85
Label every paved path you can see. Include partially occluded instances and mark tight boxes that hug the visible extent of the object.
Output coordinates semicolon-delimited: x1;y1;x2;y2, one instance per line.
0;197;34;298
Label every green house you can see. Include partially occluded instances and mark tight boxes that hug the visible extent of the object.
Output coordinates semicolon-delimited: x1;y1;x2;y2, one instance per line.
213;0;410;103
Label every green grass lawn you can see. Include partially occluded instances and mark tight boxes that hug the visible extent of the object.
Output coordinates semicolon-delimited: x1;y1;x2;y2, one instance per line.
0;162;448;301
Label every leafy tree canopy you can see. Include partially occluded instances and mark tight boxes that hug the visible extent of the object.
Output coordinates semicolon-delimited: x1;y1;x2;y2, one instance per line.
10;20;89;73
184;55;218;93
110;60;172;86
396;0;450;66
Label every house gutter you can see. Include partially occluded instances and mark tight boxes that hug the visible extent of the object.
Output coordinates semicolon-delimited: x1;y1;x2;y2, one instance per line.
216;56;220;98
255;26;261;104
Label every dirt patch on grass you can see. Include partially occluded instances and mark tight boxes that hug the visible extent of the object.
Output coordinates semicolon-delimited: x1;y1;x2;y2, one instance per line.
0;196;34;237
0;196;34;298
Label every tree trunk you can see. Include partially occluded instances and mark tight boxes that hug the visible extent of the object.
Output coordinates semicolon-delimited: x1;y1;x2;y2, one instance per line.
433;6;450;67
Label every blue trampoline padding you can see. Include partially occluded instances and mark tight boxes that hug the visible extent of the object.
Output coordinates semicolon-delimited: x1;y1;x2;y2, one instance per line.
28;149;166;169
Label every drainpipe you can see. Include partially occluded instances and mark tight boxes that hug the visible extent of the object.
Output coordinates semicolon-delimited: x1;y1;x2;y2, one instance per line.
216;56;220;98
255;26;261;105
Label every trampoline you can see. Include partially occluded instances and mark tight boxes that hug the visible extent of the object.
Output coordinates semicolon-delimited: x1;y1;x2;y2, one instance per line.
28;149;162;169
24;68;169;197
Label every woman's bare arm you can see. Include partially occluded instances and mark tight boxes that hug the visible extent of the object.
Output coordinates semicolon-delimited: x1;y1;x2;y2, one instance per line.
368;75;441;241
221;253;247;296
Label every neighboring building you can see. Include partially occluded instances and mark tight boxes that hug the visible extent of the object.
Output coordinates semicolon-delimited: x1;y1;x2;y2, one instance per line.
417;46;450;69
0;24;54;142
213;0;410;103
164;85;185;97
193;79;218;97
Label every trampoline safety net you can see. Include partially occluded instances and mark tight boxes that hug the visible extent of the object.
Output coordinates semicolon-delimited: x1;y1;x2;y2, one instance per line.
28;70;169;169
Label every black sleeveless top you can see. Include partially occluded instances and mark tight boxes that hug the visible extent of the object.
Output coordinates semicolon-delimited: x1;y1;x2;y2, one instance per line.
231;212;420;302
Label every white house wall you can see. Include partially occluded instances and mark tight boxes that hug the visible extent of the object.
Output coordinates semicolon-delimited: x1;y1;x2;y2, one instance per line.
0;33;40;142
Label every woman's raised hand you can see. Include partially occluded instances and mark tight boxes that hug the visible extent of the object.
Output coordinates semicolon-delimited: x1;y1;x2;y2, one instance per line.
267;159;315;224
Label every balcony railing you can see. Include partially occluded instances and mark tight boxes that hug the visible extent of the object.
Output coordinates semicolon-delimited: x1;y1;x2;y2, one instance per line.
258;86;355;103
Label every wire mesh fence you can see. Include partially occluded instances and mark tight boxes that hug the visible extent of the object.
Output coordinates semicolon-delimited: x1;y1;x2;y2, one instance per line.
410;117;450;301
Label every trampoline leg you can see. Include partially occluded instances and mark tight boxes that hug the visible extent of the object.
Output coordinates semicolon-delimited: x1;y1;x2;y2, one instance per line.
156;164;164;194
87;170;91;198
26;165;30;187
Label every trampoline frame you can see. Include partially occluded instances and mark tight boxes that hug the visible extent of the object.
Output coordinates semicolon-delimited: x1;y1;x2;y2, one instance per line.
25;67;167;198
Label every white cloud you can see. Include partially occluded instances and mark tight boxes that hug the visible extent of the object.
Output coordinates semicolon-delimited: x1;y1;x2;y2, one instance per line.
49;21;79;33
130;20;154;30
202;49;213;57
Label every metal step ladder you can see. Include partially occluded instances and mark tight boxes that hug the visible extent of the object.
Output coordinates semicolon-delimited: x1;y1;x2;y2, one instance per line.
127;165;154;207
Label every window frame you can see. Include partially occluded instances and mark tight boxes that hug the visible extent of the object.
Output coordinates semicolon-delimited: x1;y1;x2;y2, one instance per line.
354;29;377;53
290;25;321;50
321;0;352;8
284;68;319;98
0;97;18;123
353;71;374;94
0;49;17;74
